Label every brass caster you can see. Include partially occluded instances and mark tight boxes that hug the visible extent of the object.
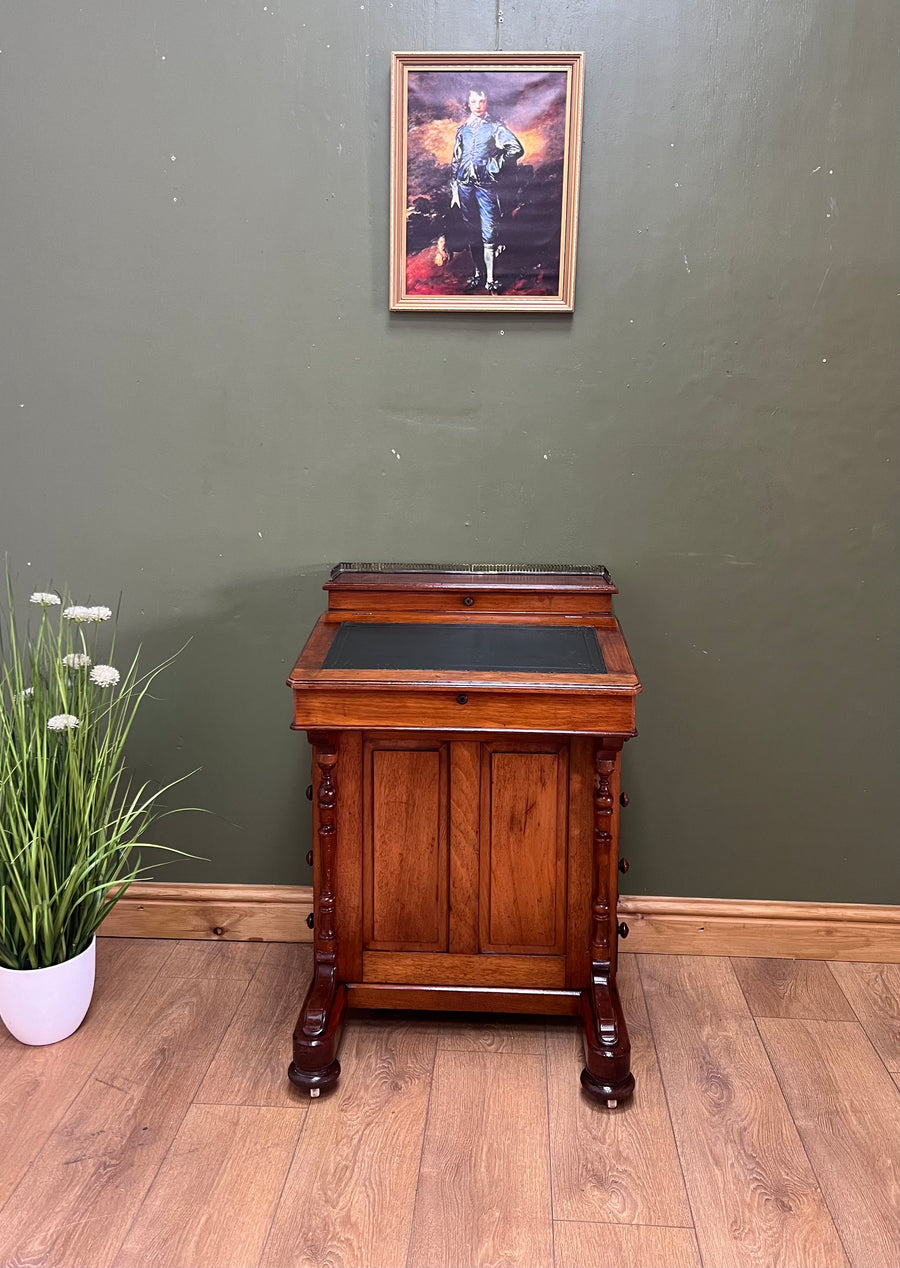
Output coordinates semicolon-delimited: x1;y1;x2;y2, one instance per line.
607;1098;618;1109
310;1088;320;1098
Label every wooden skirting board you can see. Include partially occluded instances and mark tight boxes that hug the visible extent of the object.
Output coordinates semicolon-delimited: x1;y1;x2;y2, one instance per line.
617;895;900;963
99;883;315;945
98;883;900;963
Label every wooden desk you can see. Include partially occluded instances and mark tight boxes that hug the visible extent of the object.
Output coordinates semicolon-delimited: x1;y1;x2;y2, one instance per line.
286;564;641;1106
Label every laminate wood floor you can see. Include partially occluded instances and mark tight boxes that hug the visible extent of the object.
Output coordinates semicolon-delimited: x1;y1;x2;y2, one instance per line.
2;941;900;1267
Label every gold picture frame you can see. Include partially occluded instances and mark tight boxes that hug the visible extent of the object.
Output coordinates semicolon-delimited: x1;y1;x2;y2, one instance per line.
390;51;585;313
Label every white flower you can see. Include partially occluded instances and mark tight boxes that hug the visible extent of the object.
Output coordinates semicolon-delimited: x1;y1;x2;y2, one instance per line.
29;592;61;606
47;714;80;731
90;664;120;688
63;604;112;623
62;652;92;670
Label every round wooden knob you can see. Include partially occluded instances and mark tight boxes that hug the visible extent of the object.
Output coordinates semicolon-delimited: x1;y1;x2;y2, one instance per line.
306;912;315;930
618;922;630;939
618;857;630;874
306;784;313;801
457;693;468;704
619;791;629;807
306;850;313;867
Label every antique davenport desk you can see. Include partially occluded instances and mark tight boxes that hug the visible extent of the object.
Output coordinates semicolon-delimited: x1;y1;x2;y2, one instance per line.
286;564;641;1106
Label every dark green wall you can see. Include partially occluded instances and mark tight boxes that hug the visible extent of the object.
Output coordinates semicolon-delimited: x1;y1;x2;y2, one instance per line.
2;1;897;901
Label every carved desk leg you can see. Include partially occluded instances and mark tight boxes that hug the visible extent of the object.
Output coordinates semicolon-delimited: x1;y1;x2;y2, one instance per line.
289;739;346;1096
580;740;635;1107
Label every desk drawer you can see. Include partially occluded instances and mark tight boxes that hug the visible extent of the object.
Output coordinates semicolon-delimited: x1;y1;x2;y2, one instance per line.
328;590;613;616
295;687;636;734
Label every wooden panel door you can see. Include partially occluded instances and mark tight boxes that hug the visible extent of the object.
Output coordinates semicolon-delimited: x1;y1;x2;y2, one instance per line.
362;737;449;952
478;740;569;956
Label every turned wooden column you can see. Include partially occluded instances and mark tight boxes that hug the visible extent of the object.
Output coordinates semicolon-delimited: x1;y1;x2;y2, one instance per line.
580;739;634;1105
288;735;346;1096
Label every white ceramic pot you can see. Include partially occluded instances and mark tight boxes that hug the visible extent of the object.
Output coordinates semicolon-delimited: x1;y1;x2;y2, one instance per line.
0;938;96;1045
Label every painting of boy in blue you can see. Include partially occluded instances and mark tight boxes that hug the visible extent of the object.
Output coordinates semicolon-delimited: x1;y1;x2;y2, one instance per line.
404;69;569;298
449;90;524;295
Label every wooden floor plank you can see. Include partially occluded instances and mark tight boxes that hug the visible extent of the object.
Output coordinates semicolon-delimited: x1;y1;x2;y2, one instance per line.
161;938;267;979
0;938;174;1211
547;954;692;1227
732;957;856;1020
407;1049;552;1268
759;1017;900;1268
436;1014;548;1053
260;1019;436;1268
0;974;247;1268
638;955;847;1268
195;942;313;1108
114;1103;306;1268
828;961;900;1071
257;940;315;968
553;1219;702;1268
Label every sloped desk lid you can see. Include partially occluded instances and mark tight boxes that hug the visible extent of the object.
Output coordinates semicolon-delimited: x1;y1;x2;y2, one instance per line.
287;562;639;734
323;622;608;675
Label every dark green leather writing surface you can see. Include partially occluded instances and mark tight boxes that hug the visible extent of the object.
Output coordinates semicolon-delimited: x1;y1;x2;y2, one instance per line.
323;623;607;674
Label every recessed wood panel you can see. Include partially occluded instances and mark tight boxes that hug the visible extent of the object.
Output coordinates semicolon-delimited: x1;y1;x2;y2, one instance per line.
362;950;566;988
480;743;568;954
363;741;448;952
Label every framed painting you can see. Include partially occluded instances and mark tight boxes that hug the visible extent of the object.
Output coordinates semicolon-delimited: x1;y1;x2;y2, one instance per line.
390;51;585;313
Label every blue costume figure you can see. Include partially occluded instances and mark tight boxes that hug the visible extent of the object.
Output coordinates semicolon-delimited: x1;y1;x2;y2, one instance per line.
450;89;524;294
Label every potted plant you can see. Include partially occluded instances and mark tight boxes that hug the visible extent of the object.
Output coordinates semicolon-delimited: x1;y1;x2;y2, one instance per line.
0;577;197;1044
